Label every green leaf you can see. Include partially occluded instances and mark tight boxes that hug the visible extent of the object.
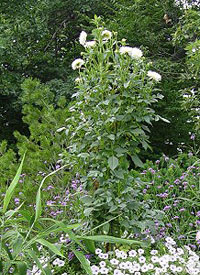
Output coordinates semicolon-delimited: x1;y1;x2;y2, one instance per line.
72;250;92;275
77;153;90;158
107;134;115;140
78;235;142;246
131;155;144;167
5;202;24;220
34;165;67;223
80;196;93;205
84;208;93;216
83;239;95;253
0;260;3;272
108;156;119;170
3;153;26;213
36;239;64;258
17;262;27;275
13;235;23;258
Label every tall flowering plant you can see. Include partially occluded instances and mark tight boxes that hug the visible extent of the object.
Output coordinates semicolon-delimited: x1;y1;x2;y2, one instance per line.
62;16;164;234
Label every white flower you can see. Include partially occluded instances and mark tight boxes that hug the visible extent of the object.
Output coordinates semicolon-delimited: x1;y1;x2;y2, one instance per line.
139;256;146;264
196;231;200;241
150;250;158;255
147;70;162;82
99;261;106;268
79;31;87;46
110;258;119;265
72;58;85;70
114;269;123;275
129;250;137;257
129;47;143;59
129;267;135;274
141;264;149;272
52;258;65;267
102;30;112;40
119;262;127;270
176;266;183;272
119;46;143;59
99;267;109;274
151;256;159;263
91;265;100;275
75;77;82;83
102;253;109;259
177;248;184;255
119;46;133;55
85;41;96;48
121;251;127;259
133;263;140;271
169;264;177;272
148;263;154;270
95;248;102;255
138;249;144;255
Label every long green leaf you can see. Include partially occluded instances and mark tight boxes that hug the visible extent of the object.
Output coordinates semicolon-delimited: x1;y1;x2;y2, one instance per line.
17;262;27;275
72;250;92;275
78;235;142;245
36;239;64;258
5;202;24;221
34;165;67;223
3;154;26;213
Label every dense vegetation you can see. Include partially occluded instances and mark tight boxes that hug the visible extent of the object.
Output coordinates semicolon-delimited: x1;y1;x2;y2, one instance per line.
0;0;200;274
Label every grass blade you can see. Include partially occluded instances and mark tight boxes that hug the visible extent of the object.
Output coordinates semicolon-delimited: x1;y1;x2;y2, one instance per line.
3;154;25;213
36;238;64;258
78;235;142;246
72;250;92;275
34;165;67;223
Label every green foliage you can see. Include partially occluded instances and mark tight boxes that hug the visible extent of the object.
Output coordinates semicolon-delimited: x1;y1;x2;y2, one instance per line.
133;152;200;247
104;0;195;157
172;9;200;138
63;19;164;234
0;158;93;274
0;78;71;205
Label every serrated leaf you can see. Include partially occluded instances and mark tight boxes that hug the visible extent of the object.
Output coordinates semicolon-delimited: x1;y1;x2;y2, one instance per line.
108;156;119;170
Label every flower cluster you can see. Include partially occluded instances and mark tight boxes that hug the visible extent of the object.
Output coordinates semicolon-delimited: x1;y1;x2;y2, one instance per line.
90;237;200;274
135;154;200;247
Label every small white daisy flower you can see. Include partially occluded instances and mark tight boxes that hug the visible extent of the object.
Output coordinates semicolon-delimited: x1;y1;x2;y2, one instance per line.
129;250;137;257
110;258;119;265
138;249;144;255
95;248;102;255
